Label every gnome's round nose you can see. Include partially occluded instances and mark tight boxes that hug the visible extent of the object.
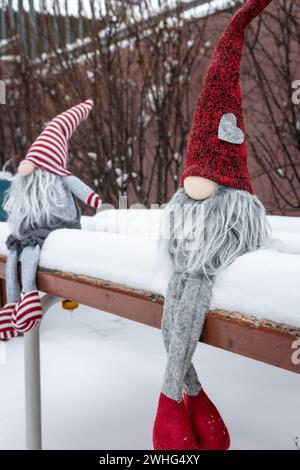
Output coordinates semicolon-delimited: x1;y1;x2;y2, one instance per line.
18;161;36;176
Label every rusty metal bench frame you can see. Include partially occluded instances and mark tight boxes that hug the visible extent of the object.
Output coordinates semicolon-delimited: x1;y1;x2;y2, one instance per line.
0;254;299;449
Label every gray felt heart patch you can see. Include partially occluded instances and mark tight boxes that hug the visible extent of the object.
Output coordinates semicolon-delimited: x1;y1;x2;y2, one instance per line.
218;113;244;145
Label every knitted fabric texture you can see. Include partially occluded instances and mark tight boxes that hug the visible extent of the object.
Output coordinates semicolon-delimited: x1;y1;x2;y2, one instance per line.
181;0;272;193
5;179;82;254
21;99;93;176
6;216;81;254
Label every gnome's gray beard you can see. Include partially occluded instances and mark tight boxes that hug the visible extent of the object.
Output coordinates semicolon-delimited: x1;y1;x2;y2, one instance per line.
161;186;271;280
160;187;271;401
4;169;70;238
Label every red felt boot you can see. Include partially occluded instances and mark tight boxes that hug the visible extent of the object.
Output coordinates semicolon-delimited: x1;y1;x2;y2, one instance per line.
184;389;230;450
153;393;200;450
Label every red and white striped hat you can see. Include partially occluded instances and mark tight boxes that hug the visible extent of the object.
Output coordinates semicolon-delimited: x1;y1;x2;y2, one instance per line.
19;99;93;176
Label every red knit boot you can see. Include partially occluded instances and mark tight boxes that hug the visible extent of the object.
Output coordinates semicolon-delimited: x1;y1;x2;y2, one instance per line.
153;393;200;450
184;389;230;450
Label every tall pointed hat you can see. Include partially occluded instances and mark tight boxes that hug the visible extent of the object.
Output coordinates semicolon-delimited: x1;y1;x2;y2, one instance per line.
181;0;272;194
20;99;94;176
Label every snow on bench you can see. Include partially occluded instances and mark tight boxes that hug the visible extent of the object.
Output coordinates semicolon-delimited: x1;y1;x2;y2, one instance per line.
0;212;300;327
0;211;299;374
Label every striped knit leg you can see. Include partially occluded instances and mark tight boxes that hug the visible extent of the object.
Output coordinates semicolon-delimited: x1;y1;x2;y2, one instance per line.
20;245;40;293
12;291;42;333
0;303;18;341
6;249;21;305
11;245;42;333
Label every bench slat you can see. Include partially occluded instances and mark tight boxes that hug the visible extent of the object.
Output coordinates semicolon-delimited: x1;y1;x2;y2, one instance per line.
0;255;299;374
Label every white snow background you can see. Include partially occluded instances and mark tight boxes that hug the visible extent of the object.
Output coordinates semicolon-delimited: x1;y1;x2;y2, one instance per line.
0;211;300;450
1;304;300;450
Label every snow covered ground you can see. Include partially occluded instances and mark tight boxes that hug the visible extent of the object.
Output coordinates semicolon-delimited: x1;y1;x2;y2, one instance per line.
0;302;299;450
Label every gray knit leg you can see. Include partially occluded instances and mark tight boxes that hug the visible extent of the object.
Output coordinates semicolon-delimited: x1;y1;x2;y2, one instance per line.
181;277;212;396
6;250;21;303
161;273;184;351
184;364;202;396
161;276;212;402
20;245;41;293
162;273;202;397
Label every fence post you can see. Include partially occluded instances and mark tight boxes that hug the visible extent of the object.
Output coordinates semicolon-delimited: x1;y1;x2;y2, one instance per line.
24;327;42;450
24;294;61;450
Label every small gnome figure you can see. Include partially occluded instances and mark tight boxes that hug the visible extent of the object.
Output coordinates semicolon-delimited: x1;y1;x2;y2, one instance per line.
0;99;101;340
154;0;273;450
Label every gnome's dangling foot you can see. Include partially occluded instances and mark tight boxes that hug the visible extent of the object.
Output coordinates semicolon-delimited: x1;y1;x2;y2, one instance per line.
153;271;230;450
12;291;42;333
0;250;20;341
153;393;199;450
184;390;230;450
0;303;18;340
153;274;212;450
153;274;199;449
12;245;43;334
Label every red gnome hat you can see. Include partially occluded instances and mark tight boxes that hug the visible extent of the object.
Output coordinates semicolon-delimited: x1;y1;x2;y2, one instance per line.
181;0;272;194
20;99;94;176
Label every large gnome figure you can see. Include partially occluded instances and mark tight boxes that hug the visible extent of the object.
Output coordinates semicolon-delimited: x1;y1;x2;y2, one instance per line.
0;99;101;340
154;0;272;450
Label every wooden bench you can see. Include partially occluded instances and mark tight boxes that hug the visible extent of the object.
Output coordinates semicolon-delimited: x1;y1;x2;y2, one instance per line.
1;254;299;374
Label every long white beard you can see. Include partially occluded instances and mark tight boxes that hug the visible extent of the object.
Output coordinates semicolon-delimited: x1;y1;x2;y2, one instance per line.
4;169;70;237
161;187;271;279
